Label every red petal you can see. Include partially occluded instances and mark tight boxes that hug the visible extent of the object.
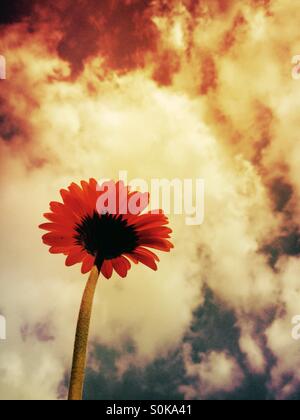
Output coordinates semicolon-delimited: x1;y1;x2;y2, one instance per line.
139;226;172;234
138;227;172;240
130;214;168;229
138;238;174;252
43;213;74;227
43;213;59;222
39;223;74;234
82;180;99;212
49;246;71;254
39;223;57;231
134;247;160;262
81;255;94;274
132;251;158;271
80;181;96;210
68;182;84;199
60;189;88;219
42;233;74;247
65;247;85;266
49;201;78;223
112;257;131;278
101;260;113;279
124;253;139;264
50;201;65;213
89;178;98;189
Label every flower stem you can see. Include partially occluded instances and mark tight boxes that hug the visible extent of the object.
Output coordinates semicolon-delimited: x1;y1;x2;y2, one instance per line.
68;265;101;400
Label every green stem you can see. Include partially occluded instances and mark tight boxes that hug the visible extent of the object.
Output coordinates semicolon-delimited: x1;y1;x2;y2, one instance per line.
68;265;101;400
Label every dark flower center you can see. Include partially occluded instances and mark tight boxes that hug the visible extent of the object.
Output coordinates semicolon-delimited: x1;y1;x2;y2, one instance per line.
74;212;139;265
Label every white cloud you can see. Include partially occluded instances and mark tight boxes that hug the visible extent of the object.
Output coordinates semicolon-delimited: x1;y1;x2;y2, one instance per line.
180;344;244;399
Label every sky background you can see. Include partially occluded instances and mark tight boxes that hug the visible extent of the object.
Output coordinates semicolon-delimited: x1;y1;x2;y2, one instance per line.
1;0;300;400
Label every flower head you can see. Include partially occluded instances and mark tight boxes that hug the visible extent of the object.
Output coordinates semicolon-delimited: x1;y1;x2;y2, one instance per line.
40;179;173;279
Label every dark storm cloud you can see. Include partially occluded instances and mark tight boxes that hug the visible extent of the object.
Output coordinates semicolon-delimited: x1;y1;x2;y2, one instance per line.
0;97;27;143
55;0;158;75
269;177;294;213
0;113;20;141
20;321;55;342
1;0;158;76
262;178;300;267
263;230;300;268
83;346;185;400
0;0;36;25
64;290;277;401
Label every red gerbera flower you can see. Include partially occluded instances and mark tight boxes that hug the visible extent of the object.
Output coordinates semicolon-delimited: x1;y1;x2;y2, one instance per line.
40;179;173;400
39;179;173;279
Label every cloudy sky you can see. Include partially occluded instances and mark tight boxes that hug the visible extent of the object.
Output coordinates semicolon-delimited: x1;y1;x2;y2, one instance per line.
1;0;300;400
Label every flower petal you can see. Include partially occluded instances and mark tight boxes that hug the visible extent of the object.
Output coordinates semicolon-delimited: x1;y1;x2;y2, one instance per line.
134;247;160;262
101;260;113;279
112;256;131;278
124;253;139;264
81;255;95;274
49;246;71;254
138;238;174;252
129;213;169;229
138;227;172;239
132;251;158;271
39;223;73;234
66;247;85;267
42;232;74;246
41;180;173;276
